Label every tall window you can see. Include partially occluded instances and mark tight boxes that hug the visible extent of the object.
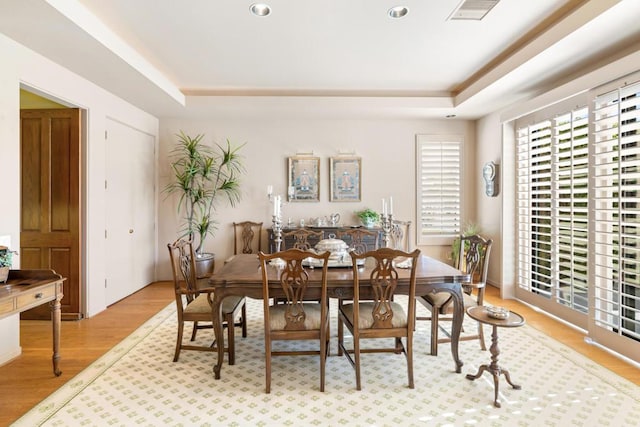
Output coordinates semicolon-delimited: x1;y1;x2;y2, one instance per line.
516;79;640;347
593;81;640;340
416;135;462;245
516;106;589;312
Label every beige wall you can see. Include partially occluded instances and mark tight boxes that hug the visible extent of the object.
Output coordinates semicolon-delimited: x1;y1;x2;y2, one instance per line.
157;116;478;279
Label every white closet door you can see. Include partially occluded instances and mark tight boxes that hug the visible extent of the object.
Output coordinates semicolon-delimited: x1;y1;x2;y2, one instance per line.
105;119;155;306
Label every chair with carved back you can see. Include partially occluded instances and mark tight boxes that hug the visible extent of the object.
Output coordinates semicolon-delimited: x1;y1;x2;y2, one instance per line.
233;221;263;254
282;228;324;251
258;248;331;393
338;228;380;255
167;238;247;365
337;247;421;390
389;220;411;251
416;234;492;356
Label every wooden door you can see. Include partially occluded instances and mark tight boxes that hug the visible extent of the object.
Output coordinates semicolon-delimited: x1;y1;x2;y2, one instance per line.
20;109;82;320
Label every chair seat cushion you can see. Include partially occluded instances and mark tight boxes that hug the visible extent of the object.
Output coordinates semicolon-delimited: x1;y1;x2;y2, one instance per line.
268;303;323;331
419;291;478;309
341;301;407;328
184;293;243;315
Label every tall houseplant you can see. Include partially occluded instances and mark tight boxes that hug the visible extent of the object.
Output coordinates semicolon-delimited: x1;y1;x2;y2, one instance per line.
165;131;245;270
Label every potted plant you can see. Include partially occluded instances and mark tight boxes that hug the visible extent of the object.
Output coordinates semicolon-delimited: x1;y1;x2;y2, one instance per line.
355;208;380;228
0;246;16;283
164;131;246;276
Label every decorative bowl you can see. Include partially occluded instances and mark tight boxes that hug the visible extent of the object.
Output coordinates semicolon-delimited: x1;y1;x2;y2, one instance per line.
315;234;349;260
486;306;509;320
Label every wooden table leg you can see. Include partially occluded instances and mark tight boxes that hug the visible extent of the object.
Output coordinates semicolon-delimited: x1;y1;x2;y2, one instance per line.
50;297;62;377
465;325;520;408
449;287;465;373
209;292;225;380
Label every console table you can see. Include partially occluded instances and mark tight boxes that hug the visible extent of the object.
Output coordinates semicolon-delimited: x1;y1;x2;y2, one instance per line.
267;226;382;252
0;269;65;376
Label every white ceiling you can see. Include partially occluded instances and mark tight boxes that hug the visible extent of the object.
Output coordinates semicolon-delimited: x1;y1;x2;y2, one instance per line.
1;0;639;118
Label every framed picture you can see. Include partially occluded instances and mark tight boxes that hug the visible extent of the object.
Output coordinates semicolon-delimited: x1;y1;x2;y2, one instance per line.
288;156;320;202
330;156;361;202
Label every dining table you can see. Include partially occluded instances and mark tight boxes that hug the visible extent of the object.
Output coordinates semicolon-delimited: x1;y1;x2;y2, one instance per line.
205;253;470;379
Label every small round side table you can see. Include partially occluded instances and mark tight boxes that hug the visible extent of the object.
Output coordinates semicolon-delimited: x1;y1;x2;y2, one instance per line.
465;306;525;408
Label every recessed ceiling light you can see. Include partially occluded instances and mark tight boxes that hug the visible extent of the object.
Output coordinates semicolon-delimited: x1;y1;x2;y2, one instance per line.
388;6;409;19
250;3;271;17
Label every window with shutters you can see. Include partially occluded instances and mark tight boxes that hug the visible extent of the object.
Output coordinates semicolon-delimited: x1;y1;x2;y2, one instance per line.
516;78;640;347
516;107;589;313
592;81;640;341
416;135;462;245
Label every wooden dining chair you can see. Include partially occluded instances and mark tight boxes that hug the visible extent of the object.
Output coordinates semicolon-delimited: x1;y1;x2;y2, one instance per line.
338;247;421;390
167;238;247;364
390;220;411;251
416;234;492;356
282;228;323;250
233;221;263;254
338;228;380;254
258;248;331;393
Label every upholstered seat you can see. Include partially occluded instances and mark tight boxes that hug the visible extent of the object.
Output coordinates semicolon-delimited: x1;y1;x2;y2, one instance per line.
258;248;331;393
416;234;492;356
168;238;247;365
338;247;421;390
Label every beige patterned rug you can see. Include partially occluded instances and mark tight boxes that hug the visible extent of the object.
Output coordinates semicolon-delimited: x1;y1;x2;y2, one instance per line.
13;297;640;427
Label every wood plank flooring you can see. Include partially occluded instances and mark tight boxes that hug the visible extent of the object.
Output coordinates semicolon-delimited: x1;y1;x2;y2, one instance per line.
0;282;637;425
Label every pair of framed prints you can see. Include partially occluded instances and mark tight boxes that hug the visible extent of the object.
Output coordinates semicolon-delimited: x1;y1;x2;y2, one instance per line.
287;155;361;202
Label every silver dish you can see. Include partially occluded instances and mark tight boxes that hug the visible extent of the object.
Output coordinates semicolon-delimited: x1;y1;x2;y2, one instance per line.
486;306;509;320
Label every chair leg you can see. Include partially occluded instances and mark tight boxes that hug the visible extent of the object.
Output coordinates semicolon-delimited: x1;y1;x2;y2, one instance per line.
241;303;248;338
265;336;272;393
354;335;362;391
430;309;439;356
174;321;184;362
226;313;235;365
478;321;486;350
407;336;415;389
190;321;198;341
320;326;327;392
337;313;344;356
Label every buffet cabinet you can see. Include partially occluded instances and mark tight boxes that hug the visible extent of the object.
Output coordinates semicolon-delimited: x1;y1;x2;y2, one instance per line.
267;226;382;253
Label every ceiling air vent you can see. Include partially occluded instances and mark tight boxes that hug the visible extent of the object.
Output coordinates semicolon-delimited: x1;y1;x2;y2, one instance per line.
447;0;500;21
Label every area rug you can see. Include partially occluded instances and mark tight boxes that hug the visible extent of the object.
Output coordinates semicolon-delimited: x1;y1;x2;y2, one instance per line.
13;297;640;427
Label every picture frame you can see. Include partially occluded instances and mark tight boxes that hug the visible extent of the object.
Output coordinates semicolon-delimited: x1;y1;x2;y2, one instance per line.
330;156;361;202
288;156;320;202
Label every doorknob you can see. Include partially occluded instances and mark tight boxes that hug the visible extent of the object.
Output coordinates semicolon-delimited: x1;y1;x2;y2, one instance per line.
129;229;134;234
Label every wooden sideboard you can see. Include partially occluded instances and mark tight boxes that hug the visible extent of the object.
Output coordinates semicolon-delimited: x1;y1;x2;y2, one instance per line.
267;226;382;252
0;269;65;376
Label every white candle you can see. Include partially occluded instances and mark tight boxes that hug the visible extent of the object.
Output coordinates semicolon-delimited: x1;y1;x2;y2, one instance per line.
276;195;281;216
382;198;387;216
389;196;393;215
273;195;278;216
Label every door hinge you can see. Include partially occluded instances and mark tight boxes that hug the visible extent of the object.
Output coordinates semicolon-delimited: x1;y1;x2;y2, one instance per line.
105;229;107;239
105;130;108;139
104;279;107;288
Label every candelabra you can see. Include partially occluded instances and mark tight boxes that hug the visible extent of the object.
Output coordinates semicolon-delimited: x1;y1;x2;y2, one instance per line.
270;196;286;267
380;213;393;248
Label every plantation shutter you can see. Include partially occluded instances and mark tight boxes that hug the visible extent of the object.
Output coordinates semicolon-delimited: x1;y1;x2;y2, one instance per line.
416;135;462;245
592;80;640;340
516;106;589;312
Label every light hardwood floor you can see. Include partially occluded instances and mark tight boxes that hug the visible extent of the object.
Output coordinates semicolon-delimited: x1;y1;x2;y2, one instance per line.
0;282;637;425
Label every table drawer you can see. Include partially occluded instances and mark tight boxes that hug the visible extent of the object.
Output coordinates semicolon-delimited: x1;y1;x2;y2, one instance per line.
0;299;15;316
16;284;56;309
